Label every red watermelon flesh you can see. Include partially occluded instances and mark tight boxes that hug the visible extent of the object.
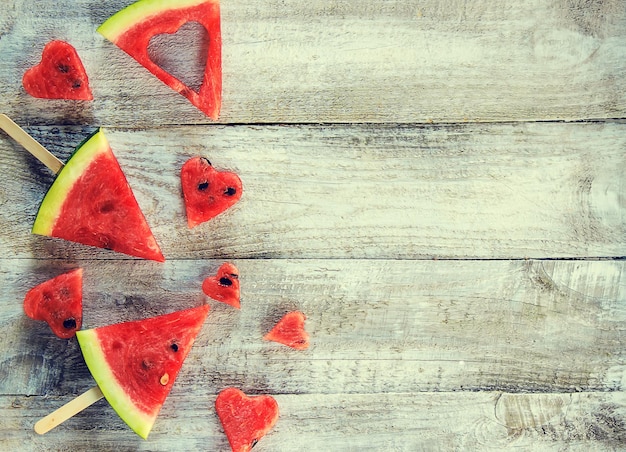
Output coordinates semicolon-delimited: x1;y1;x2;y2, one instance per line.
181;156;242;228
264;311;310;350
98;0;221;119
202;262;240;308
76;304;210;439
215;387;279;452
23;268;83;339
22;40;93;100
32;129;165;262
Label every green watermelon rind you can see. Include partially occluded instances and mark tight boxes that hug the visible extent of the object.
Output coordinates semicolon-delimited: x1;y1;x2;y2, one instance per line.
76;328;155;439
97;0;212;42
32;129;108;236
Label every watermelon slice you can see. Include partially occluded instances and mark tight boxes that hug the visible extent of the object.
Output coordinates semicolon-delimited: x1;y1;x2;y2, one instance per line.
22;40;93;100
215;387;279;452
264;311;310;350
202;262;240;308
75;304;210;439
23;268;83;339
181;156;242;228
31;129;164;262
98;0;221;119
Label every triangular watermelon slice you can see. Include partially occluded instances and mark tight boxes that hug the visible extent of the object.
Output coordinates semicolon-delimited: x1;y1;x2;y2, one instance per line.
76;304;210;438
31;129;164;262
98;0;221;120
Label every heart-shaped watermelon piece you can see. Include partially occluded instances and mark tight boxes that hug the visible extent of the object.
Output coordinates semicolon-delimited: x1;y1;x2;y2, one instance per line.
215;387;279;452
264;311;310;350
202;262;240;308
147;21;209;93
181;156;242;228
22;40;93;100
23;268;83;339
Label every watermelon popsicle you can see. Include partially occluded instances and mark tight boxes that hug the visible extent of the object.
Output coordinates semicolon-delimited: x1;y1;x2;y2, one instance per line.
35;304;210;438
0;114;164;262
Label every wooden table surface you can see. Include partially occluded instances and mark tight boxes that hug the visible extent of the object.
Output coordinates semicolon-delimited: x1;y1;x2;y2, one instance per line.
1;0;625;450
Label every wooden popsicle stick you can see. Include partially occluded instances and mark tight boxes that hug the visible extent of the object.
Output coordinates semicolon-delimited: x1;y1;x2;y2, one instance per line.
0;113;64;174
34;386;104;435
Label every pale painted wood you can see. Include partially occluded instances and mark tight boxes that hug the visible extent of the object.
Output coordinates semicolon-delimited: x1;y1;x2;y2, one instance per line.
0;1;624;450
2;392;625;450
0;0;624;124
0;122;623;260
1;259;624;396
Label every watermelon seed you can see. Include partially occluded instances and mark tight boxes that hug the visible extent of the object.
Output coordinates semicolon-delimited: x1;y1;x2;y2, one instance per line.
99;201;115;213
224;187;237;196
198;181;209;191
160;373;170;386
57;64;70;73
63;318;77;330
170;343;179;352
219;277;232;287
251;439;259;449
72;79;82;89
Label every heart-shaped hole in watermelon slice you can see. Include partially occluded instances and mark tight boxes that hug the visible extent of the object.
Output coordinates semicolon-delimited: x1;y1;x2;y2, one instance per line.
147;21;209;93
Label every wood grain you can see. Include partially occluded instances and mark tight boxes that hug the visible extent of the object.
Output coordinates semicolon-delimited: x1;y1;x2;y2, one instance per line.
0;122;623;260
1;259;624;397
0;0;624;450
0;0;624;125
2;391;625;451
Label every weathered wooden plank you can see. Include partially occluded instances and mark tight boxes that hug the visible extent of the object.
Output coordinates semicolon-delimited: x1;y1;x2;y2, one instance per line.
1;391;625;450
0;122;624;260
1;259;624;397
0;0;624;125
1;3;625;450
